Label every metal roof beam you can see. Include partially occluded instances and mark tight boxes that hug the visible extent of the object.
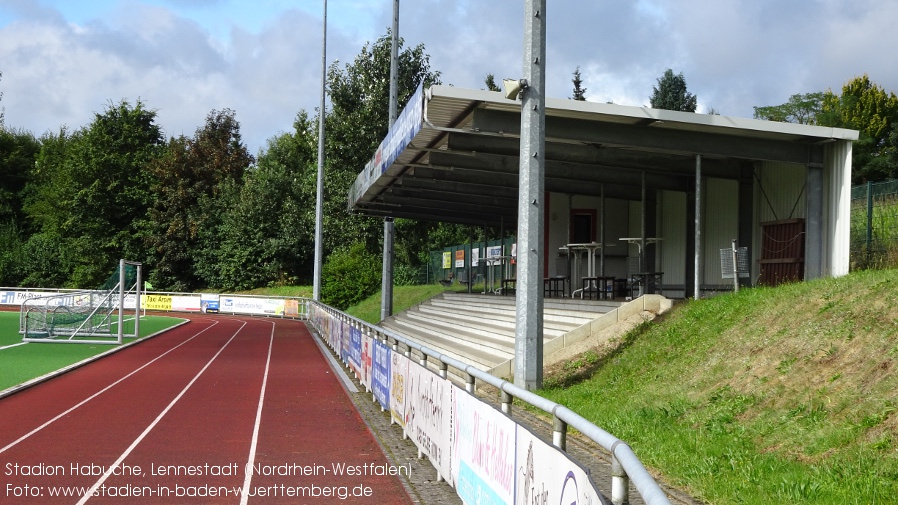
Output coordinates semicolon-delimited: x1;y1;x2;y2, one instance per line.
471;109;821;165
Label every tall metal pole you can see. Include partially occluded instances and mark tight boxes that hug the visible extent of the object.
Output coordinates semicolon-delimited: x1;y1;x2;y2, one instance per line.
514;0;546;391
380;0;400;321
313;0;327;301
694;154;702;300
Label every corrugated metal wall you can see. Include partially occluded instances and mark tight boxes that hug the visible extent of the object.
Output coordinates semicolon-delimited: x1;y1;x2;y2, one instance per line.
702;178;739;286
756;162;808;223
658;190;687;287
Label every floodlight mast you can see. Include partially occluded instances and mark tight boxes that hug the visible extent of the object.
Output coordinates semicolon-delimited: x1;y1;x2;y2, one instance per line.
381;0;399;321
514;0;547;391
313;0;327;301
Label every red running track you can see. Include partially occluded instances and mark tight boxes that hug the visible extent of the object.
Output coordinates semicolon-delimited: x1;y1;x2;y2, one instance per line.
0;315;412;504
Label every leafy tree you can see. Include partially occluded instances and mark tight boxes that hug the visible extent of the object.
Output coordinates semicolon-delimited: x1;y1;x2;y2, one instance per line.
572;66;587;101
22;101;163;287
209;113;318;290
650;69;697;112
147;109;254;291
819;75;898;181
484;73;501;92
0;128;40;285
324;32;440;255
753;92;825;124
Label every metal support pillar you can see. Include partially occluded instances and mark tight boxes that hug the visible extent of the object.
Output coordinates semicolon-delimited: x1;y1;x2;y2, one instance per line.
806;165;823;280
514;0;546;391
694;155;702;300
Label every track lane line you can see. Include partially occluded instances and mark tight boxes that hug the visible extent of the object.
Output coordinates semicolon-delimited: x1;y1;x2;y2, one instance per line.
77;320;249;504
0;319;220;455
239;320;275;505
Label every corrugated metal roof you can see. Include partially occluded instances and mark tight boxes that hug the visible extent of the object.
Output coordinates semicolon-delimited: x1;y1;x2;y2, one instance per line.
349;85;858;226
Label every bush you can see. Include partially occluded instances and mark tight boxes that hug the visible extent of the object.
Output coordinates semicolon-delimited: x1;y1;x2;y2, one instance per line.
321;242;382;310
393;263;422;286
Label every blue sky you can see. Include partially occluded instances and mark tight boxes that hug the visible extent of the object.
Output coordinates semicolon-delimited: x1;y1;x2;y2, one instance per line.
2;0;897;154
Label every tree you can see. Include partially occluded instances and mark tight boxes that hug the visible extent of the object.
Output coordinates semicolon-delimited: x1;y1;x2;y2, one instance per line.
22;100;163;287
484;73;501;93
753;92;825;124
650;69;697;112
147;109;254;291
324;32;440;256
0;128;40;285
571;66;587;101
819;75;898;181
209;112;318;291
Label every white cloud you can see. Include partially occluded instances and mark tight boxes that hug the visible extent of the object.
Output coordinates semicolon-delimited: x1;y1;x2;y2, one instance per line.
1;0;897;154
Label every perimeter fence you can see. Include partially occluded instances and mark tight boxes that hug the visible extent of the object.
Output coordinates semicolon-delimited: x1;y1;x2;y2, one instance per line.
852;179;898;270
309;299;672;505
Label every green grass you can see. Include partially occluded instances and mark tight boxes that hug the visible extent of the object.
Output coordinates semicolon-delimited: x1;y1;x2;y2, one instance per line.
345;283;451;324
536;269;898;504
0;312;184;392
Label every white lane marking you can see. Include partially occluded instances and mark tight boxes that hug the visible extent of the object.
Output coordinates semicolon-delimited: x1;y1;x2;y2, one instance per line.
0;320;220;455
77;321;248;505
240;320;276;505
0;342;28;350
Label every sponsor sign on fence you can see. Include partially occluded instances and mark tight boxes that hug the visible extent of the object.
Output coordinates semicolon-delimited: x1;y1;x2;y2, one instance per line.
390;351;410;429
406;364;452;480
372;339;391;411
307;306;618;505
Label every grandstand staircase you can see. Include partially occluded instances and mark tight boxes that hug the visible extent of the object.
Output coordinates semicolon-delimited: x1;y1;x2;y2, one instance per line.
379;292;670;378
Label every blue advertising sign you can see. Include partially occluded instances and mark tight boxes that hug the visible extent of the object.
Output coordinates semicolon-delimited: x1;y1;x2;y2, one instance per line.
372;339;391;411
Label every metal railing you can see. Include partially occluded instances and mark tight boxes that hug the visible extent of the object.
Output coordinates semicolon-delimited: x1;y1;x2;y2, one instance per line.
309;299;672;505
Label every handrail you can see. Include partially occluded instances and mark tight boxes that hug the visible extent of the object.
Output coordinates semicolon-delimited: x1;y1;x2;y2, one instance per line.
309;299;672;505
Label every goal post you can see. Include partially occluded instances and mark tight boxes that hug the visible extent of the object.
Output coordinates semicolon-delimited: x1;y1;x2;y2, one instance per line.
20;260;143;345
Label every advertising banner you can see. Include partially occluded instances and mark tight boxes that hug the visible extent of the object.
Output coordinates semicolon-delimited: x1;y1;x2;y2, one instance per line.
143;294;173;311
406;364;452;480
372;339;391;411
451;385;516;505
514;425;609;505
349;326;362;377
340;320;350;363
442;251;451;269
389;351;410;428
171;295;201;312
454;249;465;268
220;296;285;316
200;293;220;313
361;334;373;392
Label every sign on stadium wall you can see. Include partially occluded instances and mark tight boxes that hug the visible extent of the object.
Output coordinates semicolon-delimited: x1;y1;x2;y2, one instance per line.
372;339;391;411
451;384;516;505
514;425;609;505
405;364;452;481
390;351;410;429
360;333;373;392
220;295;285;316
349;326;362;377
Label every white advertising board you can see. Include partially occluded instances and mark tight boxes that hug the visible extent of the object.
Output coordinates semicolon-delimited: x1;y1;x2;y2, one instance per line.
514;425;610;505
405;363;452;480
389;351;410;429
451;385;516;505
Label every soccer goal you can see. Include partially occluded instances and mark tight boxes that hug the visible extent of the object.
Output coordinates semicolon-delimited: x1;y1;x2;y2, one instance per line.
20;260;143;345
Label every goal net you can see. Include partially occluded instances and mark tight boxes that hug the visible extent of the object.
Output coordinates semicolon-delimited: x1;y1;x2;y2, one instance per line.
20;260;143;344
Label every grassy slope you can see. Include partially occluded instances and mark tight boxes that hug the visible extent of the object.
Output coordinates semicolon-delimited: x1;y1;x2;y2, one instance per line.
539;269;898;504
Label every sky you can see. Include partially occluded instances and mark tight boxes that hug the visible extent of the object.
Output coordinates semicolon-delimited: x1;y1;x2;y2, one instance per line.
1;0;897;155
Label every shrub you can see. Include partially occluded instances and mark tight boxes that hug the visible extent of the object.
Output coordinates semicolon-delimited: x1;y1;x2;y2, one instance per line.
393;263;422;286
321;242;381;310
